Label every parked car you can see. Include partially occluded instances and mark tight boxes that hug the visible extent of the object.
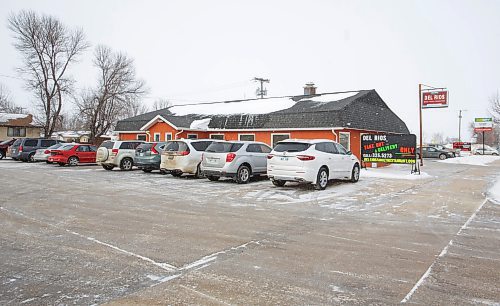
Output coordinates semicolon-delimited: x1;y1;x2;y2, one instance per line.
160;139;214;177
33;143;66;163
201;141;272;183
0;138;16;159
428;144;458;157
96;140;144;170
135;142;169;173
473;145;499;156
48;143;97;166
417;146;455;160
267;139;360;190
10;138;63;162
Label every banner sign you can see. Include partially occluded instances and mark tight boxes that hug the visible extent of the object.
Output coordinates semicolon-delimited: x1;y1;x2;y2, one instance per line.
453;142;471;151
474;118;493;132
422;90;448;108
361;134;417;164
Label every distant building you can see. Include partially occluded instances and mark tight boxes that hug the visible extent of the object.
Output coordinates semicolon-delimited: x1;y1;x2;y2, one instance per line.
52;131;91;143
114;84;410;162
0;113;42;141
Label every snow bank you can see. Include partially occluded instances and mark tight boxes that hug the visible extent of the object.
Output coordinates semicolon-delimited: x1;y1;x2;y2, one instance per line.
189;118;211;130
487;176;500;205
361;165;432;180
300;91;358;103
439;155;500;167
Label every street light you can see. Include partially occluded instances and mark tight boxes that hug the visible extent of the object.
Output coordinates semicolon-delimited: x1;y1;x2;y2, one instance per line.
458;109;467;142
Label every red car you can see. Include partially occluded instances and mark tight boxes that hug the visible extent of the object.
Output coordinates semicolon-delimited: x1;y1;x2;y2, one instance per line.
48;143;97;166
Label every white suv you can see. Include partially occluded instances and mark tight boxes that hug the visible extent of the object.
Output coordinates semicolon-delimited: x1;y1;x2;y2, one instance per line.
160;139;213;177
96;140;144;171
267;139;360;190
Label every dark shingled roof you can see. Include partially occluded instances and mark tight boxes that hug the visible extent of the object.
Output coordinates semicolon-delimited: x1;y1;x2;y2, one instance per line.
115;89;410;134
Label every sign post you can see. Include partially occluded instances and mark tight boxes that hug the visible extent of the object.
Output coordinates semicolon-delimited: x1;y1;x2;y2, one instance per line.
418;84;448;167
474;118;493;154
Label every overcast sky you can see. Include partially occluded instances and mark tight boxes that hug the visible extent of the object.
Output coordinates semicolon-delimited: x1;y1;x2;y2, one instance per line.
1;0;499;141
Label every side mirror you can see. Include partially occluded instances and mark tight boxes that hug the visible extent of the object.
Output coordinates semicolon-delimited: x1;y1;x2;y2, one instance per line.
347;151;352;155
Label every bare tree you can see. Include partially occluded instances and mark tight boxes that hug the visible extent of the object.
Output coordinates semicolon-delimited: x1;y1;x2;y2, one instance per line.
8;10;88;137
490;92;500;124
0;84;27;113
125;98;150;118
152;98;171;111
76;45;146;143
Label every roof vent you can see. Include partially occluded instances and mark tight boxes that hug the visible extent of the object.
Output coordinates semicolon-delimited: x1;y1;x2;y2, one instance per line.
303;82;317;95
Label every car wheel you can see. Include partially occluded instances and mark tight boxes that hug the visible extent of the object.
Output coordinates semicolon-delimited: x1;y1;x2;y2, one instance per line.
102;165;114;171
235;165;251;184
120;158;133;171
350;164;360;183
0;151;5;159
194;163;205;179
314;167;329;190
171;172;183;177
28;153;35;162
207;175;220;181
68;156;79;166
272;179;286;187
142;169;153;173
439;154;447;160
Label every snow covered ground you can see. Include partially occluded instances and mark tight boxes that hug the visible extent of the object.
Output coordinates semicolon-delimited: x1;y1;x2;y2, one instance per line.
361;164;432;180
438;155;500;166
488;175;500;204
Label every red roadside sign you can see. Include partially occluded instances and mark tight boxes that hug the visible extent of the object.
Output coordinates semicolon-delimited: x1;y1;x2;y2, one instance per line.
453;142;471;151
422;91;448;108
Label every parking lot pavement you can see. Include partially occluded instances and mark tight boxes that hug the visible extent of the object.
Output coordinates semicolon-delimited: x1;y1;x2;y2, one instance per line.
0;159;499;305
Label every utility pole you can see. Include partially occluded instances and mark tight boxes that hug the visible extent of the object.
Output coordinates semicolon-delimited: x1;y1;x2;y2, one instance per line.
253;77;270;99
458;109;467;142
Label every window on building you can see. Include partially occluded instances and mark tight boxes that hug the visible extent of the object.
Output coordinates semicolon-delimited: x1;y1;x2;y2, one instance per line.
239;134;255;141
210;134;224;140
7;127;26;137
154;133;160;142
187;134;198;139
271;133;290;147
339;132;350;151
137;135;147;141
165;133;172;141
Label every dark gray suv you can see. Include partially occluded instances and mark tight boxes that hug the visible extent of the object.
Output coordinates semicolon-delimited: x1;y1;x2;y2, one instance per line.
10;138;63;162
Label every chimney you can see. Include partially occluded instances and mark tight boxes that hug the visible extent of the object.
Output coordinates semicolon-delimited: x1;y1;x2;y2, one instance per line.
303;82;317;95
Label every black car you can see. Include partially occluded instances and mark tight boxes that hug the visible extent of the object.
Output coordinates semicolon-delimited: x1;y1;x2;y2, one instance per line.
10;138;63;162
417;146;455;160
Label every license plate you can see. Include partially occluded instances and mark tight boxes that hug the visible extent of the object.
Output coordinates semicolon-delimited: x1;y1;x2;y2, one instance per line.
168;156;174;160
280;157;289;161
139;153;144;156
207;158;218;164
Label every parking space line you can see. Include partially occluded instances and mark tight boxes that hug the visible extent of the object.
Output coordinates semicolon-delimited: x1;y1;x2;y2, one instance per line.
0;206;178;272
400;198;489;303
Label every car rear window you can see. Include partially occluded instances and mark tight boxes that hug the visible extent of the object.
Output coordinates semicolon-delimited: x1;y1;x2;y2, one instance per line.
164;141;188;152
136;143;153;151
58;144;75;151
100;141;114;149
273;142;312;152
206;142;243;153
23;139;38;147
191;141;213;151
12;139;22;147
0;139;12;145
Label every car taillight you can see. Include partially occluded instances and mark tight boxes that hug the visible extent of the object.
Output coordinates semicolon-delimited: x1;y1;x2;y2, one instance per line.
19;145;23;152
111;149;119;155
267;154;274;159
226;153;236;162
44;150;50;154
151;144;159;155
179;150;190;156
296;155;315;161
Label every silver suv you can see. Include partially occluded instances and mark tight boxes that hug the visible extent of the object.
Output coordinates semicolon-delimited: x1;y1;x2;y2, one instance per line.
201;141;272;184
96;140;143;171
160;139;213;177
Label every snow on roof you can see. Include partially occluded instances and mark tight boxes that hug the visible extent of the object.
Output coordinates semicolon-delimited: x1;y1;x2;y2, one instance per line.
189;118;211;130
168;92;359;116
0;113;28;123
52;131;90;138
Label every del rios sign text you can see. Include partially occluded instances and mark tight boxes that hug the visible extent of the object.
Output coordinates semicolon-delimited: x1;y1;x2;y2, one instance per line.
361;134;417;164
